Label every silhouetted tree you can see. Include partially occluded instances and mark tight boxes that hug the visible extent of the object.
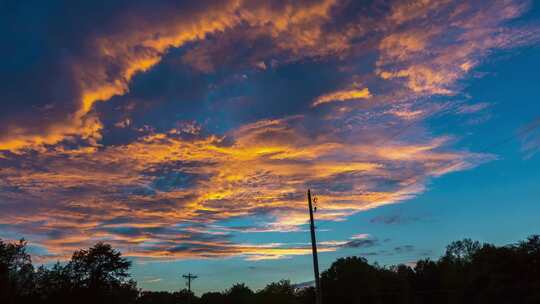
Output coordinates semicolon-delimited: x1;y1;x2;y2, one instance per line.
0;239;34;303
257;280;298;304
34;262;76;303
200;291;226;304
2;235;540;304
225;283;254;304
321;256;384;304
138;291;178;304
443;239;481;263
65;242;137;304
69;242;131;288
295;286;316;304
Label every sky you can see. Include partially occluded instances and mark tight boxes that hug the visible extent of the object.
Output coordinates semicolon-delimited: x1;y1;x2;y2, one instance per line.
1;0;540;294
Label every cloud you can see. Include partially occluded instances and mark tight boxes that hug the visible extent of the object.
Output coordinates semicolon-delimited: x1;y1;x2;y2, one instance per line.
377;1;538;96
387;0;453;25
0;0;539;261
0;115;485;259
2;0;538;152
370;214;422;225
143;277;163;283
341;238;379;249
519;118;540;159
456;102;491;114
351;233;371;240
393;245;415;254
0;0;341;151
312;88;371;107
356;244;421;258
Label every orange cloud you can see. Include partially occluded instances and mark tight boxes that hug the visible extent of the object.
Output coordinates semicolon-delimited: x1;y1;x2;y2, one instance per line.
0;112;489;260
2;0;535;152
0;0;538;262
312;88;371;107
387;0;452;25
376;1;536;96
0;0;341;152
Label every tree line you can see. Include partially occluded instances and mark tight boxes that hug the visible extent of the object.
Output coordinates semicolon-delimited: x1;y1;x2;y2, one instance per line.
1;235;539;304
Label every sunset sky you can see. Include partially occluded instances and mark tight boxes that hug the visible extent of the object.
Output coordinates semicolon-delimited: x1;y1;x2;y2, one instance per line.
1;0;540;294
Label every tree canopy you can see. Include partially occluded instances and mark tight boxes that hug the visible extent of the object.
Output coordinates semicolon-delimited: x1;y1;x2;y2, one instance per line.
1;235;539;304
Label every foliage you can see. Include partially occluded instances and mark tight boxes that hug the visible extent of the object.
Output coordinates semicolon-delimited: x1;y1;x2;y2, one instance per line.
0;236;540;304
0;239;34;302
1;240;137;304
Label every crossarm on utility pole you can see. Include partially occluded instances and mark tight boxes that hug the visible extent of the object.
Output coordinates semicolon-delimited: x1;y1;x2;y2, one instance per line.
182;273;198;304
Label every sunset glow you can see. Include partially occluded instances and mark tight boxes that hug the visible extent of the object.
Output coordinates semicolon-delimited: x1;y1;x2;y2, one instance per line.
1;0;540;293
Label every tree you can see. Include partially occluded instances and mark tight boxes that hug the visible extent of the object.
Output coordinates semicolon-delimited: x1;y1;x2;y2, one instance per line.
322;256;383;304
443;239;481;263
225;283;254;304
257;280;298;304
0;239;34;303
137;291;181;304
3;236;540;304
34;262;75;303
200;291;226;304
412;259;444;304
517;235;540;255
174;289;197;303
295;286;316;304
431;239;480;303
69;242;131;288
67;242;137;304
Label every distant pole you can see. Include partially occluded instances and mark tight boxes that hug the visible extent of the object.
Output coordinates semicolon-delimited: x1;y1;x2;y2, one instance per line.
182;273;198;304
308;189;323;304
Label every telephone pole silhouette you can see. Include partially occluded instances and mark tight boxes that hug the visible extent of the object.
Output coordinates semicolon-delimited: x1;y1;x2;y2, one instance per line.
182;273;198;304
308;189;323;304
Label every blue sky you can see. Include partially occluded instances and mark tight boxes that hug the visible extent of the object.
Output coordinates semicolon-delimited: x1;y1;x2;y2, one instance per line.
1;0;540;294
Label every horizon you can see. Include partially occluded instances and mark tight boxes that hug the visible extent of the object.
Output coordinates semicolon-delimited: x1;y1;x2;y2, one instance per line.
1;0;540;295
2;234;538;297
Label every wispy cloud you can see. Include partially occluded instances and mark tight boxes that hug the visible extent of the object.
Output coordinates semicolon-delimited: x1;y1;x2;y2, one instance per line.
456;102;491;114
370;214;423;225
312;88;371;107
519;118;540;158
143;277;163;284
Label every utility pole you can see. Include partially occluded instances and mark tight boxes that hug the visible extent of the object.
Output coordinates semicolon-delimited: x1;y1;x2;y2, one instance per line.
182;273;198;304
308;189;323;304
